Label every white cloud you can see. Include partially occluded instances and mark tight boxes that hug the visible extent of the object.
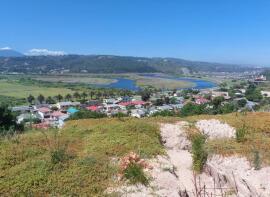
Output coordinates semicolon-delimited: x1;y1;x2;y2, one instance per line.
0;47;12;50
26;48;66;56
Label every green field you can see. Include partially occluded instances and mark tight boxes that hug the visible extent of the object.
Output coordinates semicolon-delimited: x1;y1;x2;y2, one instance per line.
33;75;116;85
136;77;196;89
0;80;73;98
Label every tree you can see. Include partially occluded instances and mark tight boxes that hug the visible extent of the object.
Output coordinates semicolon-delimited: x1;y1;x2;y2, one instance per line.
68;110;107;120
219;103;235;114
73;92;81;100
155;98;164;106
37;94;45;104
238;99;247;108
27;94;35;104
245;85;262;102
46;96;56;104
164;97;170;104
140;89;151;101
180;103;206;117
0;104;23;135
212;96;225;108
81;92;88;99
89;91;95;99
56;94;63;102
65;93;72;101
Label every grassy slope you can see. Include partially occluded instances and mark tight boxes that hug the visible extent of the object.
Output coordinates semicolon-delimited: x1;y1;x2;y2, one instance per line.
0;80;73;98
185;112;270;165
1;113;270;195
0;118;163;196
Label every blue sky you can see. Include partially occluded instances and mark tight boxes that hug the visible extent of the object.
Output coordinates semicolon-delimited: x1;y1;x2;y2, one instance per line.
1;0;270;65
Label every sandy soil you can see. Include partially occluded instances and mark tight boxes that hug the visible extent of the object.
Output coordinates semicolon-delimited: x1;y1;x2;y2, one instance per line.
196;119;236;139
108;120;270;197
108;122;233;196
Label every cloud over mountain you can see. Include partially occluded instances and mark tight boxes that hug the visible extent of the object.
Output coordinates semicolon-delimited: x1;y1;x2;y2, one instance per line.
26;48;66;56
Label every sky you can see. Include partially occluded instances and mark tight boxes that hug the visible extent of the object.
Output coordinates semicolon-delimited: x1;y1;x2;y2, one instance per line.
1;0;270;65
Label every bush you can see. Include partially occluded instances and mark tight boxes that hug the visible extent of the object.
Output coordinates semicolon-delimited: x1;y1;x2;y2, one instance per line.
236;126;247;143
237;99;247;108
245;85;262;102
68;110;107;120
0;104;24;136
253;150;261;170
111;112;128;118
51;148;69;164
191;133;208;173
181;103;206;117
218;103;236;114
152;110;176;117
124;163;149;185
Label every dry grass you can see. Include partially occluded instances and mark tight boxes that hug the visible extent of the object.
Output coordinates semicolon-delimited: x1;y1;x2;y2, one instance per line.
185;112;270;165
0;118;164;196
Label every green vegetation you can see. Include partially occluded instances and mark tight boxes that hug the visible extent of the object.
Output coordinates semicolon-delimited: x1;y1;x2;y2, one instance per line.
0;80;73;98
0;118;163;195
68;110;107;120
152;110;178;117
0;104;24;136
191;133;208;173
34;75;116;85
245;84;263;102
253;150;261;170
181;103;207;117
0;55;252;75
186;112;270;165
136;77;195;89
236;125;247;143
124;163;149;185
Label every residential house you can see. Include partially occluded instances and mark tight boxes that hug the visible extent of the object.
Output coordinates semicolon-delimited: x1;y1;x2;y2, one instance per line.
211;91;231;100
12;106;35;113
56;101;80;110
195;97;210;105
131;109;147;118
38;107;51;119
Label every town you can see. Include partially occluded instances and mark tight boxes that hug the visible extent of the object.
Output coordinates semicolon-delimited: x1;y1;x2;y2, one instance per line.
10;75;270;129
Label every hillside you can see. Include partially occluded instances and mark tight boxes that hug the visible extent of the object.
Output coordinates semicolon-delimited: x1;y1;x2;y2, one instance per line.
1;113;270;196
0;55;255;74
0;49;24;57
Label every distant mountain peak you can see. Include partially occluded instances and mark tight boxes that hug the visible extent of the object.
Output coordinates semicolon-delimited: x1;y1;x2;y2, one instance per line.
0;47;24;57
0;47;12;50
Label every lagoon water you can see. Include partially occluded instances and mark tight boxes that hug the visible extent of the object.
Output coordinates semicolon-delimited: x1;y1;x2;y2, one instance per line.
99;75;216;91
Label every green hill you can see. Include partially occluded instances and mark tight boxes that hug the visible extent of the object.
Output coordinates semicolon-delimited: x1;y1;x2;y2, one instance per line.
0;55;255;74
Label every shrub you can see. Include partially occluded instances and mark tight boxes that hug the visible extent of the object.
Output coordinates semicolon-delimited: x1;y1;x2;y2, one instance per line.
237;99;247;108
111;112;128;118
191;133;208;173
181;103;206;117
0;104;24;136
152;110;176;117
120;152;150;185
124;163;149;185
236;125;247;143
50;148;69;164
253;150;261;170
68;110;107;120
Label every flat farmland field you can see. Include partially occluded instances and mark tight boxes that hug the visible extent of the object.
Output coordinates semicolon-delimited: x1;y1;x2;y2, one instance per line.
33;75;116;85
0;80;73;98
136;77;196;89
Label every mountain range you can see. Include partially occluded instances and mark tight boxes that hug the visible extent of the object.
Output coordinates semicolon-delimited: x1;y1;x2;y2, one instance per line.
0;48;24;57
0;48;259;74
